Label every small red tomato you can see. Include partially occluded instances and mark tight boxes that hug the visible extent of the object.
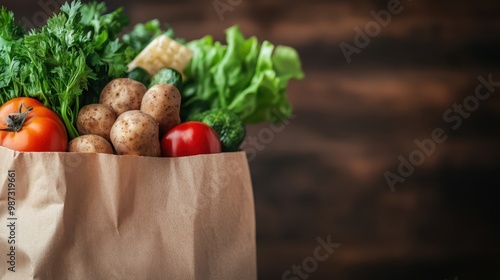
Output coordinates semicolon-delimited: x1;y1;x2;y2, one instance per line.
161;121;221;157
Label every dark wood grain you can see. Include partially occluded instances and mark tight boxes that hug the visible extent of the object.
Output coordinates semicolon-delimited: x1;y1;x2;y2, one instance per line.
3;0;500;279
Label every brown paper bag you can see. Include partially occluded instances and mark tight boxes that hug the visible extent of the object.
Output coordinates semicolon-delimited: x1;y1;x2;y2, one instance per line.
0;146;256;280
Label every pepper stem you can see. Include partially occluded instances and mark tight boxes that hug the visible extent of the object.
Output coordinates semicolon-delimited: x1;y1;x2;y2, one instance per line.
1;103;33;132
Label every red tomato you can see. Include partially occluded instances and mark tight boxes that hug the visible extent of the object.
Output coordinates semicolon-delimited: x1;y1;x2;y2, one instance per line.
161;121;221;157
0;97;68;152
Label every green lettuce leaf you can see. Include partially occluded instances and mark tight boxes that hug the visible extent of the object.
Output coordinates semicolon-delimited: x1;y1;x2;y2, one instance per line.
183;25;304;124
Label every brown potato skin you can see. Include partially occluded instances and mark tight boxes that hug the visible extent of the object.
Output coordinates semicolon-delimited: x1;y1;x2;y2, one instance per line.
110;110;161;157
100;78;147;116
68;135;114;154
77;104;117;142
140;84;181;136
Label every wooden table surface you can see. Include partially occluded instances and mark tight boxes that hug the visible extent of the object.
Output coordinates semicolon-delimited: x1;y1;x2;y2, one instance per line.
3;0;500;279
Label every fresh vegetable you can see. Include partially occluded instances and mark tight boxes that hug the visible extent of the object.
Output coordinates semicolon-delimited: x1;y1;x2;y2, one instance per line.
77;104;117;142
0;1;133;139
149;68;183;90
141;84;182;136
161;121;221;157
127;34;193;76
110;110;161;157
0;97;68;152
100;78;147;116
79;2;133;95
183;26;304;124
68;135;114;154
128;67;151;86
122;19;175;57
189;109;245;152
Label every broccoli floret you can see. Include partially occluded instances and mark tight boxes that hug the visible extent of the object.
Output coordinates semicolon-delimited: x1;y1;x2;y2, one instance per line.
190;109;246;152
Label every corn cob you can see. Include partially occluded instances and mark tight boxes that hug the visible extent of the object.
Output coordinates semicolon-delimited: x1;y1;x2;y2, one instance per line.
127;35;193;76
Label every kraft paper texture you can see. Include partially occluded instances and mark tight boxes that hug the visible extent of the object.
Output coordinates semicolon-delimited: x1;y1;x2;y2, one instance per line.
0;146;256;280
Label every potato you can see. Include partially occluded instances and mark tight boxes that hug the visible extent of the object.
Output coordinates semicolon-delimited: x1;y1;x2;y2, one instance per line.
77;104;117;142
110;110;161;157
100;78;147;116
68;135;114;154
140;84;181;136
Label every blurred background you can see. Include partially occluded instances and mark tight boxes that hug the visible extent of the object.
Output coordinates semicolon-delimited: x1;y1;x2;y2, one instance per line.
4;0;500;279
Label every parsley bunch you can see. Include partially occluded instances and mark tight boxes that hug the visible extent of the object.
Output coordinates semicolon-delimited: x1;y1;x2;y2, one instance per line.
0;1;132;139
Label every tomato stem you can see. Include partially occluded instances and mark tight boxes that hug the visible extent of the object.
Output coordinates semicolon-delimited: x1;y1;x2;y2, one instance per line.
1;103;33;132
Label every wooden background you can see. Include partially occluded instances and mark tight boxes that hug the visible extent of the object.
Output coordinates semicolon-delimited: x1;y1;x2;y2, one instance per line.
3;0;500;279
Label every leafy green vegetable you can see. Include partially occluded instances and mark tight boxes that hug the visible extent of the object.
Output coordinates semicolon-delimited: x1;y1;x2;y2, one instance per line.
78;1;133;102
0;8;24;95
122;19;175;58
183;26;304;124
0;1;132;139
0;7;24;42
